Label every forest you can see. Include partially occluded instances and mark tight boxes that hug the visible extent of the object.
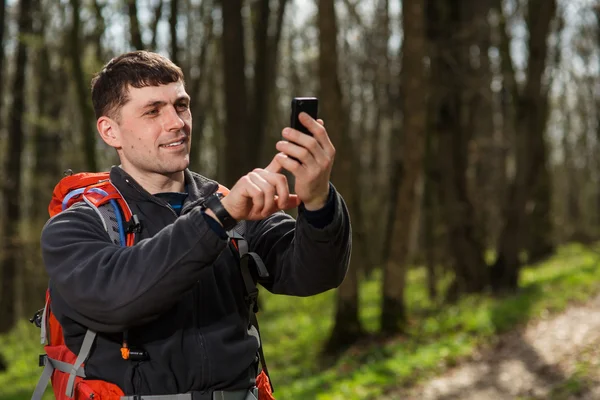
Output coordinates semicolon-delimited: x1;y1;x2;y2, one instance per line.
1;0;600;399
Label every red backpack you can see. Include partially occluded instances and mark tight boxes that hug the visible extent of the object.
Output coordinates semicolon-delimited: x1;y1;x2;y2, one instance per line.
31;172;275;400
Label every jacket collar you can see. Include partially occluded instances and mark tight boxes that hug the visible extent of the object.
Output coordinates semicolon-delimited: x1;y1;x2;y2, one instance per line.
109;166;219;205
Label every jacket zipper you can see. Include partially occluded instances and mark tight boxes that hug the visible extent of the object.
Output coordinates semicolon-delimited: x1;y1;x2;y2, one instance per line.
124;175;212;385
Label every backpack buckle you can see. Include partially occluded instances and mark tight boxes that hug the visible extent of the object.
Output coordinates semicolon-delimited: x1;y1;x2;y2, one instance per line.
245;290;259;313
39;354;47;367
30;308;44;328
126;215;142;234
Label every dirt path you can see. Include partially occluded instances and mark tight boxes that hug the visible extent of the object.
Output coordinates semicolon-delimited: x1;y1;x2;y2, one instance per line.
388;294;600;400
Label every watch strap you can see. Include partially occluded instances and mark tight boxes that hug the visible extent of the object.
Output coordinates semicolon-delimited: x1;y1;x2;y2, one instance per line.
203;193;237;231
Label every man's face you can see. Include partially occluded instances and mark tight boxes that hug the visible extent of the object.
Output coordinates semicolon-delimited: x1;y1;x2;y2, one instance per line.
107;81;192;178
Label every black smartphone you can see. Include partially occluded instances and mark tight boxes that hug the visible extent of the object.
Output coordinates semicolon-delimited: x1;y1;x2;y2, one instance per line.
290;97;318;136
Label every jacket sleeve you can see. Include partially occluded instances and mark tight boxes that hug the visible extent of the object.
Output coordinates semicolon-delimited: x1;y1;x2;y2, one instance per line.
245;185;352;296
41;205;227;332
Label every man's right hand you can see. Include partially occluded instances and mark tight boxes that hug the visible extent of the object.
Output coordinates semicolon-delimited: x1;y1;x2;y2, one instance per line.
219;157;301;221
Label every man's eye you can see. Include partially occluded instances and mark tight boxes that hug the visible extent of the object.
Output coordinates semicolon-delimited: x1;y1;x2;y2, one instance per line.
176;103;189;112
145;109;159;116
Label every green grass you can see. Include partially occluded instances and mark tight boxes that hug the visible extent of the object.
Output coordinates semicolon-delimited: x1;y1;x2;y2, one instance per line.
258;243;600;399
0;322;53;400
2;243;600;400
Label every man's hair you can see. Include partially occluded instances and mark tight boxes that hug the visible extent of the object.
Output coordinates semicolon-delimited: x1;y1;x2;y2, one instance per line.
91;51;185;120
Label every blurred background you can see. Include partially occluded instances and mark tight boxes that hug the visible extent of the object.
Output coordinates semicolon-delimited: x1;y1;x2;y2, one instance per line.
2;0;600;399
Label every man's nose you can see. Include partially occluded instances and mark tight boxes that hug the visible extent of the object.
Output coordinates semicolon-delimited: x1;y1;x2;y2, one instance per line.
163;106;185;130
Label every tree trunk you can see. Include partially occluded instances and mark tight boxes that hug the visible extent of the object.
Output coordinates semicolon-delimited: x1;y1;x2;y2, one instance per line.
423;120;438;301
189;0;214;172
525;11;561;262
150;0;164;51
248;0;270;166
428;0;488;297
249;0;289;166
469;0;497;249
91;0;105;62
380;0;427;335
170;0;179;65
24;48;63;316
555;77;577;243
595;8;600;234
0;0;33;333
128;0;144;50
0;0;6;130
492;0;556;291
319;0;364;354
20;6;66;315
70;0;98;171
221;0;250;186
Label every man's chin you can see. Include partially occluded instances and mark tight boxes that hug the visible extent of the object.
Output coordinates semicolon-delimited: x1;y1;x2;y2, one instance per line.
160;160;190;175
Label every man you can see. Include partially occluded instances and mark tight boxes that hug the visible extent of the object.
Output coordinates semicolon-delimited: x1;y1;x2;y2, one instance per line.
40;50;351;399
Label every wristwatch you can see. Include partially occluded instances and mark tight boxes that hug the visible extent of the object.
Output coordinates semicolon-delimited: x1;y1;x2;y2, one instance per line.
203;193;237;231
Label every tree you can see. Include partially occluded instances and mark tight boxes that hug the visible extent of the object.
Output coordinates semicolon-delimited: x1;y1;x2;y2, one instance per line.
220;0;250;186
128;0;144;50
0;0;34;333
91;0;106;62
525;8;562;262
69;0;98;171
380;0;427;334
249;0;289;166
150;0;164;51
188;0;215;172
0;0;6;130
492;0;557;291
319;0;364;354
23;0;64;314
427;0;488;297
169;0;179;65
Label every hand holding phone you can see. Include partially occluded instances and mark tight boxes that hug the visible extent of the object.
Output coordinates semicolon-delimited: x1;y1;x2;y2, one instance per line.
276;96;334;210
290;97;319;136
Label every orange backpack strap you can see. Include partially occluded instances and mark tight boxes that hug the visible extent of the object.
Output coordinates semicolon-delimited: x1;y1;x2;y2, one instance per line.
79;180;136;247
48;172;111;217
49;172;137;247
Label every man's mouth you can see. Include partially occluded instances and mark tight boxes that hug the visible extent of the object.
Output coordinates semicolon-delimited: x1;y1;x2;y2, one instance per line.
160;139;186;148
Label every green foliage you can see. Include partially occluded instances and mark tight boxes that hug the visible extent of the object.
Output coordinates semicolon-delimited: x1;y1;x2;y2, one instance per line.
1;244;600;400
258;243;600;399
0;322;53;400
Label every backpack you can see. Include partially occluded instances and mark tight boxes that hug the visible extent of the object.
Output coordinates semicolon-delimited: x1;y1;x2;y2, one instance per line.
31;171;275;400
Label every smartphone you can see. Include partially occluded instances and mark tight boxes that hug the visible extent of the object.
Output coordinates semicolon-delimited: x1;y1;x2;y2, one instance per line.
290;97;318;136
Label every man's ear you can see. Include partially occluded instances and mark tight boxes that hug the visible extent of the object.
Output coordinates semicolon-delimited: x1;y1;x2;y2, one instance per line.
97;116;121;148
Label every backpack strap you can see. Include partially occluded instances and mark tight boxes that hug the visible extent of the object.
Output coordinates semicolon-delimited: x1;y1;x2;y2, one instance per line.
65;329;96;397
217;184;274;392
80;181;136;246
227;228;274;393
31;331;93;400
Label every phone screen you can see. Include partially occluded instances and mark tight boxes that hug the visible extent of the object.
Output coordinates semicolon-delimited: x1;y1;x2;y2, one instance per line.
290;97;318;136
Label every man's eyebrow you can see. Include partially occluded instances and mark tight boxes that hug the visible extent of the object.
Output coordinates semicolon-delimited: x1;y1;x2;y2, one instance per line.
140;96;190;110
141;100;167;109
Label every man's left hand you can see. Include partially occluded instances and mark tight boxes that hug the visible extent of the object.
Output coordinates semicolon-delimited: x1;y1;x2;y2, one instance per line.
275;112;335;211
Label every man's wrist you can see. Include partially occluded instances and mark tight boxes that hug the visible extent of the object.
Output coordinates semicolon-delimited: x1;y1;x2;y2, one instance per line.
204;208;222;227
203;193;238;231
300;184;336;228
303;190;330;211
